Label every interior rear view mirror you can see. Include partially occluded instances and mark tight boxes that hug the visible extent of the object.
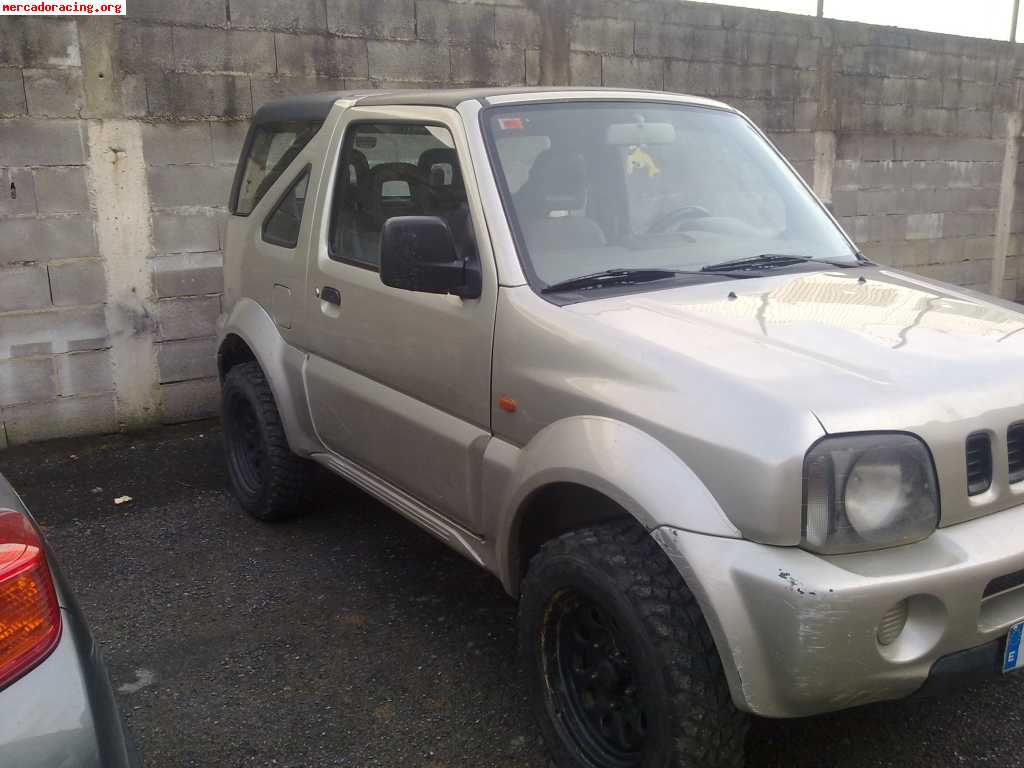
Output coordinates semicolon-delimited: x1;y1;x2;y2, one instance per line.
605;121;676;146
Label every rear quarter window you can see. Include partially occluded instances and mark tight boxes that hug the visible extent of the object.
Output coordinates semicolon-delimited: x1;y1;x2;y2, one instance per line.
262;166;311;249
232;120;322;216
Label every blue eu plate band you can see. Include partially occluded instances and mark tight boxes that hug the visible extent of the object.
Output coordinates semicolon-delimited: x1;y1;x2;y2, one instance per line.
1003;621;1024;673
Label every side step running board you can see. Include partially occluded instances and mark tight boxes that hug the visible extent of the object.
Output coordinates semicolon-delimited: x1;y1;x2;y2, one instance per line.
310;452;489;568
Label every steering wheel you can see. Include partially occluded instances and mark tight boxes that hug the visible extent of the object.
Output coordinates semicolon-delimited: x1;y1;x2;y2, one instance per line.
647;205;712;234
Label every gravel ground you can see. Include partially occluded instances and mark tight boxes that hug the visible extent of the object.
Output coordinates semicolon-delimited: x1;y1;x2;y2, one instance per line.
1;421;1022;767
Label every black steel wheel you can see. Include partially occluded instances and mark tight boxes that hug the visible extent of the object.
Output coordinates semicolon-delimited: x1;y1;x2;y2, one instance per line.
520;519;748;768
221;361;311;520
225;389;266;499
545;590;647;767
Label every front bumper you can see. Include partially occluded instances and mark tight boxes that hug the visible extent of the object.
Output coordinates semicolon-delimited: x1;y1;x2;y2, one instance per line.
654;501;1024;718
908;637;1005;701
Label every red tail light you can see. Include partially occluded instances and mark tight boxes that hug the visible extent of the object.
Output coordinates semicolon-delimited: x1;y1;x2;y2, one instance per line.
0;508;61;689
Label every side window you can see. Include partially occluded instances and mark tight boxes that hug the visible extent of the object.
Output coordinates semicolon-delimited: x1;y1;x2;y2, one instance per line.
233;120;321;216
328;122;475;269
262;167;311;249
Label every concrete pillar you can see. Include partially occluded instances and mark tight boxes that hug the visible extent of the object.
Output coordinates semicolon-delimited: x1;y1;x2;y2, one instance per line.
531;0;570;86
86;120;160;429
812;130;836;203
991;112;1022;297
78;19;160;430
812;20;837;205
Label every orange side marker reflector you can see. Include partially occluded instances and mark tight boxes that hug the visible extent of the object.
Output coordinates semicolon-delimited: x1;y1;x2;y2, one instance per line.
498;396;517;413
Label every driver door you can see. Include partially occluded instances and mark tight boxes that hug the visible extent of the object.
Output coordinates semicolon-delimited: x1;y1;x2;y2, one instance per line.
298;105;498;534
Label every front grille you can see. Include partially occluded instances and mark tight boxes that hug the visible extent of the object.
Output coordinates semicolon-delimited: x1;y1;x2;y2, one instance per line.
966;432;992;496
1009;423;1024;485
984;568;1024;599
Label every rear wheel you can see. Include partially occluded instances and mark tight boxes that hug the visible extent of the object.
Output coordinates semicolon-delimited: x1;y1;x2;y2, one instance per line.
221;361;311;520
519;519;748;768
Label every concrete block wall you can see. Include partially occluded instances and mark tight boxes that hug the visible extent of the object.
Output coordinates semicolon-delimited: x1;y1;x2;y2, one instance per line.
0;21;118;447
1;1;1024;445
825;23;1021;296
142;121;234;423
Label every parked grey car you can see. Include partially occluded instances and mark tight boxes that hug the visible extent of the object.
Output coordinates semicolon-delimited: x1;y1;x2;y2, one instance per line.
0;472;138;768
218;87;1024;767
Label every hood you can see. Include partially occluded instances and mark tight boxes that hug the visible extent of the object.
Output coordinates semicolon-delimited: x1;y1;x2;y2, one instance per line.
564;266;1024;526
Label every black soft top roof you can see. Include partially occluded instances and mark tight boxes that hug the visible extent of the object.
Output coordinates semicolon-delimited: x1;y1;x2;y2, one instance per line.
248;91;355;125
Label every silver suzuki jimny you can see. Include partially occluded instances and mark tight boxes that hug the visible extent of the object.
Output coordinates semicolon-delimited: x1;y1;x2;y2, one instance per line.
218;87;1024;767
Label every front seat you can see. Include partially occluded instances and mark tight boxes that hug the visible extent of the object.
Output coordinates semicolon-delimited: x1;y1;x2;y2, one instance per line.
514;150;607;258
353;162;428;266
417;147;476;260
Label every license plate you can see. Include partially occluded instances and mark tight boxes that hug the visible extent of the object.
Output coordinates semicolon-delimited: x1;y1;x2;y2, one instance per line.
1004;621;1024;673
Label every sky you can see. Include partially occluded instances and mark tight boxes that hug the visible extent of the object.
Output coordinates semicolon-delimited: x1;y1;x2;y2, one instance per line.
690;0;1020;41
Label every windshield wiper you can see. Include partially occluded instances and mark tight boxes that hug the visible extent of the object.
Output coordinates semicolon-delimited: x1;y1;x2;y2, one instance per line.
701;253;854;273
541;268;697;294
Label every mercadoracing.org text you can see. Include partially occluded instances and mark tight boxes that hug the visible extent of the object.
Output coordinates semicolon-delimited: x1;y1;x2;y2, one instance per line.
2;1;124;13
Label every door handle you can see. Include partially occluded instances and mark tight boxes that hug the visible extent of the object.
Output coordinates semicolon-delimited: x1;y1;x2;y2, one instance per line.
319;286;341;306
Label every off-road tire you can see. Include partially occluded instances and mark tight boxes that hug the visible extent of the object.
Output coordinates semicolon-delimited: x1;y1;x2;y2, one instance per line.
519;518;748;768
221;361;311;521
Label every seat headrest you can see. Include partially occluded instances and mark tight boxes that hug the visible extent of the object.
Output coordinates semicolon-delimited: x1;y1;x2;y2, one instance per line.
418;148;464;190
358;162;427;218
367;162;422;185
524;150;588;215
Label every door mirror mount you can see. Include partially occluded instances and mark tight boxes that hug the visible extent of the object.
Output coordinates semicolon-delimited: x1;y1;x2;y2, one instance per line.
380;216;481;299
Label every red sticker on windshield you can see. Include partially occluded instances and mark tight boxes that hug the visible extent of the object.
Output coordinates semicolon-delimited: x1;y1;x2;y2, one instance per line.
498;117;524;130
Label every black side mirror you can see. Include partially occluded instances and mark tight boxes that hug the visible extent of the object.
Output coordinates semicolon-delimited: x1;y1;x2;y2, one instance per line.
380;216;481;299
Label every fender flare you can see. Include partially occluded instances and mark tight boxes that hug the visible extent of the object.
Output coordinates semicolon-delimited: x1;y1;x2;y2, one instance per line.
491;415;741;594
217;298;321;457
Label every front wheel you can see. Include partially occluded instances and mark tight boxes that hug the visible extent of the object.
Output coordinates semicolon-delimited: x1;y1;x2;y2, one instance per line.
519;519;748;768
221;361;311;521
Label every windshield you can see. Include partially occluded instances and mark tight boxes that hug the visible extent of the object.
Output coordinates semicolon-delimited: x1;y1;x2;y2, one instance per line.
484;102;857;290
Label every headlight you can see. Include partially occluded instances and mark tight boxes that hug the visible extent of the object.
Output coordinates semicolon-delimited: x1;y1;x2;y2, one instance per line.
802;433;939;554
